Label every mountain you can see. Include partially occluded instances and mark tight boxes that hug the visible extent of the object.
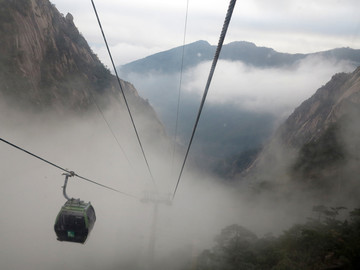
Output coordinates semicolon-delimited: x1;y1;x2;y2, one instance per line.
279;72;355;147
116;40;360;176
0;0;165;138
242;66;360;200
120;40;214;75
119;40;360;75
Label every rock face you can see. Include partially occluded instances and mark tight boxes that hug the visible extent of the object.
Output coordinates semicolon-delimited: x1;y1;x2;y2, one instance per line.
0;0;150;113
1;0;104;109
0;0;166;145
279;70;360;148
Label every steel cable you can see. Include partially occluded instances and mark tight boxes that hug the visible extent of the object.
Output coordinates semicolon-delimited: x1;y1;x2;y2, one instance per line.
172;0;237;200
90;0;157;189
171;0;190;173
0;137;139;199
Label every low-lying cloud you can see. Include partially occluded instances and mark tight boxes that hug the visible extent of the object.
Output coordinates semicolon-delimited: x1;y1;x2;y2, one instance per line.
123;55;357;158
183;56;356;117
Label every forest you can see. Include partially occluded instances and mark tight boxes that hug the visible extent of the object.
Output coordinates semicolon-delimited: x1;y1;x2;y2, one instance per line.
190;206;360;270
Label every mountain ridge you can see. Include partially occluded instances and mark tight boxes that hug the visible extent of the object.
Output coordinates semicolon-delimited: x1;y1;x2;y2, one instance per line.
119;40;360;75
117;39;360;177
0;0;112;110
241;66;360;199
0;0;166;140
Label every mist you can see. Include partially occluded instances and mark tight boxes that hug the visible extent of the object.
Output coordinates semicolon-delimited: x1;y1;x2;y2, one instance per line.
189;56;354;113
129;55;352;115
0;94;336;270
119;55;357;178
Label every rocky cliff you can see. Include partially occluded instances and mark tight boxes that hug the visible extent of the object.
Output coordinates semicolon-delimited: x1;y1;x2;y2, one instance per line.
1;0;102;109
0;0;165;140
0;0;154;114
279;69;360;148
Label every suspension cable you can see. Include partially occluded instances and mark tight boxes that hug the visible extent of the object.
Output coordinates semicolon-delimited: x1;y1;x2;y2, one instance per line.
0;137;139;199
171;0;190;174
90;0;157;189
172;0;237;200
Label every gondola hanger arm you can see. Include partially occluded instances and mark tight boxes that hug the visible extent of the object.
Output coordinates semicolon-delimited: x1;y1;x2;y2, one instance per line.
62;171;75;200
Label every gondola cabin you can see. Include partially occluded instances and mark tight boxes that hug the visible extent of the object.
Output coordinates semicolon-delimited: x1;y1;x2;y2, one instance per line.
54;198;96;244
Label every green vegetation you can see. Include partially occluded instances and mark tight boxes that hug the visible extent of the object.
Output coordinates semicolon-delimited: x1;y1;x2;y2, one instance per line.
289;123;348;192
293;124;345;175
191;206;360;270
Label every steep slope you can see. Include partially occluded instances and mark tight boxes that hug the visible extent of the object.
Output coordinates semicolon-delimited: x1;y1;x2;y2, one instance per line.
0;0;165;134
279;72;356;147
119;40;214;75
278;67;360;150
243;66;360;199
0;0;109;110
0;0;151;115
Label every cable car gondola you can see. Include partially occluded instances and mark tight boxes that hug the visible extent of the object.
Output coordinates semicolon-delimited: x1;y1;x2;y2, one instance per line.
54;173;96;244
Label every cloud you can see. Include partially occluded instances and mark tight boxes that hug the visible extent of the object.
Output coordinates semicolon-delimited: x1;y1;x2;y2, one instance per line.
182;56;356;118
51;0;213;66
227;0;360;53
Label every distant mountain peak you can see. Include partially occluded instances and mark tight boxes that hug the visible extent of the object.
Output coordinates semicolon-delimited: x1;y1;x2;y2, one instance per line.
191;40;210;46
119;39;214;74
119;40;360;76
227;40;257;47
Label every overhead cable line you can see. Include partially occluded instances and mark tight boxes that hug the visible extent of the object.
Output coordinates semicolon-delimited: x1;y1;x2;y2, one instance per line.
171;0;190;173
0;137;139;199
90;0;157;189
172;0;237;200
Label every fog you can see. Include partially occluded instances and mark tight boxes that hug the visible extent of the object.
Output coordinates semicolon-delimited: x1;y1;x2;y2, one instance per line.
185;56;355;115
124;55;356;127
0;95;334;270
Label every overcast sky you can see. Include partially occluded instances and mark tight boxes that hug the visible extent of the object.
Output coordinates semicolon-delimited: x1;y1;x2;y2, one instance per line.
50;0;360;67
